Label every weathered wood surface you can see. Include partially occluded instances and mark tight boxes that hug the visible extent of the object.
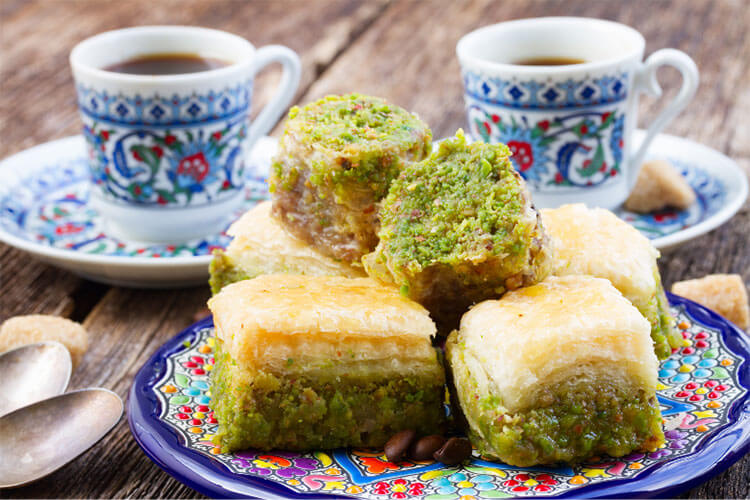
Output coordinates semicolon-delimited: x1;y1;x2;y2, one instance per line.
0;0;748;498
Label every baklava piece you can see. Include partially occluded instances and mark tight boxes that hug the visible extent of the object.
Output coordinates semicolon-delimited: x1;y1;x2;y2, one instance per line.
446;275;665;466
672;274;749;330
209;201;364;294
541;203;681;358
208;275;445;452
364;130;552;330
269;93;432;263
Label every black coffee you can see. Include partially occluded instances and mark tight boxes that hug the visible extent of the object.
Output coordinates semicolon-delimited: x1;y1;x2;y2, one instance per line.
513;57;587;66
104;53;231;75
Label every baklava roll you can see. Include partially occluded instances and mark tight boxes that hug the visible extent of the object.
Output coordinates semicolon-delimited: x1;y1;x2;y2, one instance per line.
446;275;665;466
269;93;432;263
541;203;681;358
209;201;364;294
364;130;552;331
208;275;445;452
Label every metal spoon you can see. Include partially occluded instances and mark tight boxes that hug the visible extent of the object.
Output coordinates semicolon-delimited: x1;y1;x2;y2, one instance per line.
0;388;123;488
0;342;72;417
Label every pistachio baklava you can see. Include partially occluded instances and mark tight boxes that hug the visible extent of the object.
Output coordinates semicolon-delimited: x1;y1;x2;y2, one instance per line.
541;203;681;358
446;275;665;466
209;201;364;294
364;130;552;330
208;275;445;452
269;93;432;263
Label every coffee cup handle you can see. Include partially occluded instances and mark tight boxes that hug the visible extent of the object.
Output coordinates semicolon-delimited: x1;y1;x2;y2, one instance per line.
246;45;302;149
629;49;699;190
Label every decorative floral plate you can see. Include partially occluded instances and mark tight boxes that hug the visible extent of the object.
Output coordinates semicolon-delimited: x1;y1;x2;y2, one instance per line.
0;135;275;287
129;294;750;499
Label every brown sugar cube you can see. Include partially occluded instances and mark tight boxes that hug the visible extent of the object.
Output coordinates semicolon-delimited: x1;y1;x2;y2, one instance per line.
624;159;696;213
0;315;89;368
672;274;749;330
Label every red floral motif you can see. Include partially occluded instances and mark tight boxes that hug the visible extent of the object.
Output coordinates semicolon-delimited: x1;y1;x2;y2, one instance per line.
177;152;210;182
373;478;422;498
507;140;534;171
601;112;611;122
538;119;550;131
132;150;143;162
653;211;678;223
483;121;491;136
491;114;501;123
165;134;177;145
358;457;403;474
100;130;109;140
55;222;84;235
554;172;564;184
212;131;223;141
151;145;164;158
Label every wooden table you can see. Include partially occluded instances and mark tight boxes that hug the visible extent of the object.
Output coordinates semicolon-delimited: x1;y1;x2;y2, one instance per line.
1;0;748;497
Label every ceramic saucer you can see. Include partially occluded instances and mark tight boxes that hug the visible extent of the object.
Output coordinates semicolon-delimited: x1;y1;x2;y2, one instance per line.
614;130;748;252
0;131;746;287
0;135;274;288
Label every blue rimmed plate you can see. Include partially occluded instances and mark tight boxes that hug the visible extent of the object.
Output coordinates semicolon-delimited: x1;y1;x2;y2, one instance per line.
128;294;750;499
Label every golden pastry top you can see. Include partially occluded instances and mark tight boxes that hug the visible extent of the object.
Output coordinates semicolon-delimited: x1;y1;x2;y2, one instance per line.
541;203;660;309
226;201;365;278
208;275;438;373
456;275;658;413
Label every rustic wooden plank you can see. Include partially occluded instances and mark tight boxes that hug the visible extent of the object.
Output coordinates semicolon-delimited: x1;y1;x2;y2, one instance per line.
1;0;748;498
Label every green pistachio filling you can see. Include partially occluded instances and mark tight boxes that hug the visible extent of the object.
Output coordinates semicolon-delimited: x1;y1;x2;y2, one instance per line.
208;250;249;295
210;342;446;452
641;274;682;359
448;340;664;466
365;130;552;327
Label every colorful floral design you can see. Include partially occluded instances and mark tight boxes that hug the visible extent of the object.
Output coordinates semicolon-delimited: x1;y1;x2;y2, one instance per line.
468;106;623;189
149;302;746;499
83;121;247;207
76;83;252;207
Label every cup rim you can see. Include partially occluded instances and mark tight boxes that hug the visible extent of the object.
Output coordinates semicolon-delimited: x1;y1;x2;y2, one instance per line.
69;25;256;84
456;16;646;74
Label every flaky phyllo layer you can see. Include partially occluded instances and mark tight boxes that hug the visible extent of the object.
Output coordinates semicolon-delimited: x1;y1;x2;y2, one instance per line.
207;275;446;452
208;201;364;294
446;275;665;466
447;335;663;466
541;204;681;358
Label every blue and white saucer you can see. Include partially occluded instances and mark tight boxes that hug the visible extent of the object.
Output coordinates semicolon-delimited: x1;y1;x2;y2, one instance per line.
615;130;747;252
0;131;746;287
0;136;274;287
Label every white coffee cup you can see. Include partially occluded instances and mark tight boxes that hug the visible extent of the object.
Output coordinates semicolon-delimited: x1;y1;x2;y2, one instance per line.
70;26;301;243
457;17;699;209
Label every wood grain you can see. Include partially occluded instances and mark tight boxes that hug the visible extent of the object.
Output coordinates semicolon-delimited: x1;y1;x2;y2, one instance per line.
1;0;748;498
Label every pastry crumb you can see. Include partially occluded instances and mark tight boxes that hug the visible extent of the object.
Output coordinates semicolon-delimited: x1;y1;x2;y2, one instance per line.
0;314;89;368
672;274;749;330
624;159;696;213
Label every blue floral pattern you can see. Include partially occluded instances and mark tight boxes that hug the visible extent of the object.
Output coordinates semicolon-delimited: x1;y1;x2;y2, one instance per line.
76;83;252;207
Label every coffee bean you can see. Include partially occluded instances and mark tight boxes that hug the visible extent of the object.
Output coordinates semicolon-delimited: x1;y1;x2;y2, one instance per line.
433;437;472;465
385;429;416;463
409;434;446;461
